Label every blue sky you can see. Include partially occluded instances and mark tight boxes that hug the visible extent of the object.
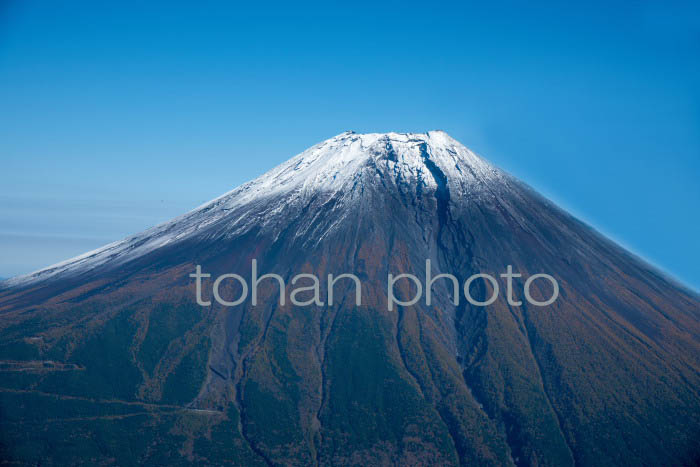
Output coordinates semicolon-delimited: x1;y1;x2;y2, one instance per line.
1;1;699;289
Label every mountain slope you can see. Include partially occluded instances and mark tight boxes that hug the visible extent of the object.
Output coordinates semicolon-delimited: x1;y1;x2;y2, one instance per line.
1;131;699;465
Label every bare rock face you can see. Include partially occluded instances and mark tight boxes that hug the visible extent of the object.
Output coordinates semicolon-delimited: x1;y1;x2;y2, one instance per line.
1;132;699;465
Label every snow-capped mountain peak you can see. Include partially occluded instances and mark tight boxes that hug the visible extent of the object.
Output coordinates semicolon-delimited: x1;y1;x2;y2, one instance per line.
2;131;500;288
211;130;496;206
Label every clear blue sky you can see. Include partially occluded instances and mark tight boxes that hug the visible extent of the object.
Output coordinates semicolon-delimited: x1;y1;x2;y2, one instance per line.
1;1;699;289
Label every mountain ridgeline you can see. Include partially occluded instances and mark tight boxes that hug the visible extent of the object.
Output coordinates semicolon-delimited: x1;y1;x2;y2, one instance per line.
1;131;698;465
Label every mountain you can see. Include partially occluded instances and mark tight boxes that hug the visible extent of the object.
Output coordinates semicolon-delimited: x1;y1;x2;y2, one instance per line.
1;131;698;466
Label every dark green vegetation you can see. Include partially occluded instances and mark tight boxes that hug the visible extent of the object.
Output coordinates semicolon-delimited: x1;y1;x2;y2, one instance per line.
2;235;698;466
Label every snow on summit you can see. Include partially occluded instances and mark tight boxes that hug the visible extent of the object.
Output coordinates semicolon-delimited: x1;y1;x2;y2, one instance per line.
244;130;496;198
